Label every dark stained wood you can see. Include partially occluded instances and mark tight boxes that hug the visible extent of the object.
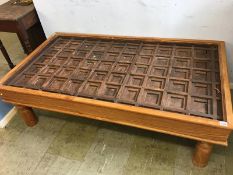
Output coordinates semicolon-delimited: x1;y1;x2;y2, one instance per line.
0;40;15;69
0;0;46;54
0;0;34;21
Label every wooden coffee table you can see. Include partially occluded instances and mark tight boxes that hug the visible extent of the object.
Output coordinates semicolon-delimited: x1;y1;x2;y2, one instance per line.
0;33;232;167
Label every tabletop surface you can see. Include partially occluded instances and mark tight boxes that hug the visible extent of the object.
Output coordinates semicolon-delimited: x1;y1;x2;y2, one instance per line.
5;36;223;120
0;0;34;21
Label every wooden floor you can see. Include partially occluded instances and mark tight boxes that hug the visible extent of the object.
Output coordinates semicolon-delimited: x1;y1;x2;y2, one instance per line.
0;32;233;175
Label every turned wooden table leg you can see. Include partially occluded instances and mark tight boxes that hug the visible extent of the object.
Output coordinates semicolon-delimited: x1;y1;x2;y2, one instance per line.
16;105;38;127
192;141;213;167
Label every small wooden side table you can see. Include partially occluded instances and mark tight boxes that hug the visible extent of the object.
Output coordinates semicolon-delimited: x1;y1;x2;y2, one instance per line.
0;0;46;54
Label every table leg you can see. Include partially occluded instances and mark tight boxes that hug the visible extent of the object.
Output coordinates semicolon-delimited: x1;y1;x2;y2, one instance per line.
16;105;38;127
192;141;213;167
0;40;15;69
17;23;33;54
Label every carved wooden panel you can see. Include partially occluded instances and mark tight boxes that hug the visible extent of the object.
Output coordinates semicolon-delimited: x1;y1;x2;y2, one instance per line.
5;36;222;120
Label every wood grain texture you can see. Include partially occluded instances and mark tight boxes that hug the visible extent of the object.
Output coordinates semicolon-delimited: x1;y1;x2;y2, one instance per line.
0;33;232;147
0;0;46;54
192;142;213;167
16;105;38;127
0;86;231;146
0;0;34;21
218;42;233;125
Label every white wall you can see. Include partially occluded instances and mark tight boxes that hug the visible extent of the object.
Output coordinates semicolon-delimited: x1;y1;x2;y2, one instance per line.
0;0;8;5
33;0;233;82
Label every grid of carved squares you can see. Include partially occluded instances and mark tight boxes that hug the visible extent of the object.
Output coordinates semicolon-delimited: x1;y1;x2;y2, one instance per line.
9;37;222;120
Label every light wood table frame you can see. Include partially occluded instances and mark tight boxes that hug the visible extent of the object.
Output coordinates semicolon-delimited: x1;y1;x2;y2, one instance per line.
0;33;232;167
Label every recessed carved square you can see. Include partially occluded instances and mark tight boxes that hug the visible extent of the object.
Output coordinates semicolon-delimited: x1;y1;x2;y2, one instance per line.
119;54;135;63
74;51;88;58
108;73;125;84
215;72;220;82
154;57;170;67
140;45;155;55
150;67;168;77
45;78;66;92
66;40;82;49
37;55;52;64
132;64;149;74
195;48;212;59
29;75;50;89
66;57;82;67
171;68;190;79
80;42;95;50
41;65;60;75
14;74;33;87
140;90;162;108
97;61;114;70
193;59;211;69
90;71;108;81
72;69;91;80
192;70;211;81
89;51;104;60
136;56;152;64
124;44;140;54
109;43;125;52
157;47;173;56
45;48;60;56
166;93;187;109
53;40;69;48
26;64;44;74
217;100;223;117
192;83;211;96
58;49;74;58
215;84;221;98
113;63;130;73
215;61;219;71
80;81;101;96
52;57;68;65
146;77;166;89
81;59;98;69
57;67;75;78
62;79;83;95
105;52;119;61
175;48;192;57
213;49;218;59
191;97;212;115
174;58;191;67
128;75;145;86
120;86;140;103
168;80;188;93
94;42;109;51
101;84;121;99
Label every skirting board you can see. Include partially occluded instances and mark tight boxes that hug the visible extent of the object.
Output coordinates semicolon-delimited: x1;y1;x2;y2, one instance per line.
0;107;17;128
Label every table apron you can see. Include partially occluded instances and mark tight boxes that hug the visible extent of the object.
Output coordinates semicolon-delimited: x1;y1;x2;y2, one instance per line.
0;88;231;146
0;20;17;32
